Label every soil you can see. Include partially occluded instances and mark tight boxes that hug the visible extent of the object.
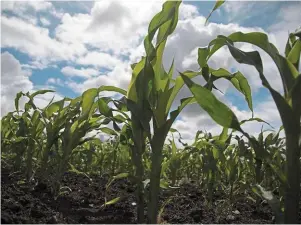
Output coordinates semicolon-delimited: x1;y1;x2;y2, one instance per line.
1;162;296;224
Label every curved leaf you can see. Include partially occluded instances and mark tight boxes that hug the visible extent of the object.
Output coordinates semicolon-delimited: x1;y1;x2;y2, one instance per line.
208;32;299;95
205;0;225;25
180;72;242;131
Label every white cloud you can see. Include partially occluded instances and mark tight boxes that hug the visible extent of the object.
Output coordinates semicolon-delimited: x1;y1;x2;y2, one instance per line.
224;1;256;22
1;52;34;115
76;51;122;69
46;78;64;86
54;0;164;55
1;15;87;66
268;3;301;55
22;60;51;70
61;66;100;79
1;1;53;25
268;3;301;33
1;52;63;116
40;17;51;26
1;1;53;13
66;62;131;95
179;3;199;20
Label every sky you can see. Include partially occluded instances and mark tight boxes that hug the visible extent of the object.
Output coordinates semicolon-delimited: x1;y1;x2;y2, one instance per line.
1;0;301;144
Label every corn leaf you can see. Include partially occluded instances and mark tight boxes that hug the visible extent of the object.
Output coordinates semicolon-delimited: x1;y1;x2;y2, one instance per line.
180;72;242;131
208;32;299;96
205;0;225;25
104;197;121;206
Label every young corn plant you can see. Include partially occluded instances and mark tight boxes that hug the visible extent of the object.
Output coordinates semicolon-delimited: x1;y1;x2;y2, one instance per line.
162;132;197;186
126;1;232;222
13;90;56;181
126;1;198;222
50;88;100;193
1;112;28;171
182;27;301;223
37;97;73;178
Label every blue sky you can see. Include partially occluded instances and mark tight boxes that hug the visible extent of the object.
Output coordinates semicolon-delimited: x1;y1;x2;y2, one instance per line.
1;0;300;141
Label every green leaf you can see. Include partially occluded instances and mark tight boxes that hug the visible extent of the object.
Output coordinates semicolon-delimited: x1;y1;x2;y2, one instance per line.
145;1;181;56
170;134;177;155
285;35;292;58
210;69;253;113
106;173;129;190
114;172;129;179
45;99;65;118
166;70;200;114
290;74;301;119
287;40;301;65
113;114;127;123
205;0;225;25
198;48;209;68
208;32;298;96
100;127;118;136
154;88;173;127
30;90;55;99
80;88;99;120
169;128;179;133
15;92;25;113
252;185;284;223
104;197;121;206
180;72;242;131
215;35;297;138
97;98;113;117
268;162;287;184
98;86;127;96
160;179;169;189
127;57;146;102
219;127;228;142
240;117;273;128
230;72;253;112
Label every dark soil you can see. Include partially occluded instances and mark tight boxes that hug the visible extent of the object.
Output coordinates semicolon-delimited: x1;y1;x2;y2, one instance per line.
0;163;288;224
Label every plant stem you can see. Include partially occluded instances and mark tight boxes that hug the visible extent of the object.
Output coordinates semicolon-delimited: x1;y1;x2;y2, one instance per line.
284;127;300;223
148;132;165;224
26;139;35;181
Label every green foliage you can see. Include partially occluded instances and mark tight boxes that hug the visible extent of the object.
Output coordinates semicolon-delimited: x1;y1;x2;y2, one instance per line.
1;1;300;224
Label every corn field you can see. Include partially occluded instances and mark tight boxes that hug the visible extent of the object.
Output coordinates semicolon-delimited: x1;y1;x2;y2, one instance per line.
1;1;301;224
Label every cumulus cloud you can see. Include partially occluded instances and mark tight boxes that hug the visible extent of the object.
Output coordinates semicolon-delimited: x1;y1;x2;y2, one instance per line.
40;17;51;26
54;0;164;55
66;62;131;95
1;52;33;115
1;1;56;25
1;1;53;14
76;52;123;69
1;15;87;66
46;78;64;86
268;3;301;55
1;52;63;116
61;66;100;79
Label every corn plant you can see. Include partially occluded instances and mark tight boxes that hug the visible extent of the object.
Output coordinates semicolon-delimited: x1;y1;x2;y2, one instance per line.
162;132;197;186
126;2;196;222
11;90;55;180
182;26;301;223
124;1;245;222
